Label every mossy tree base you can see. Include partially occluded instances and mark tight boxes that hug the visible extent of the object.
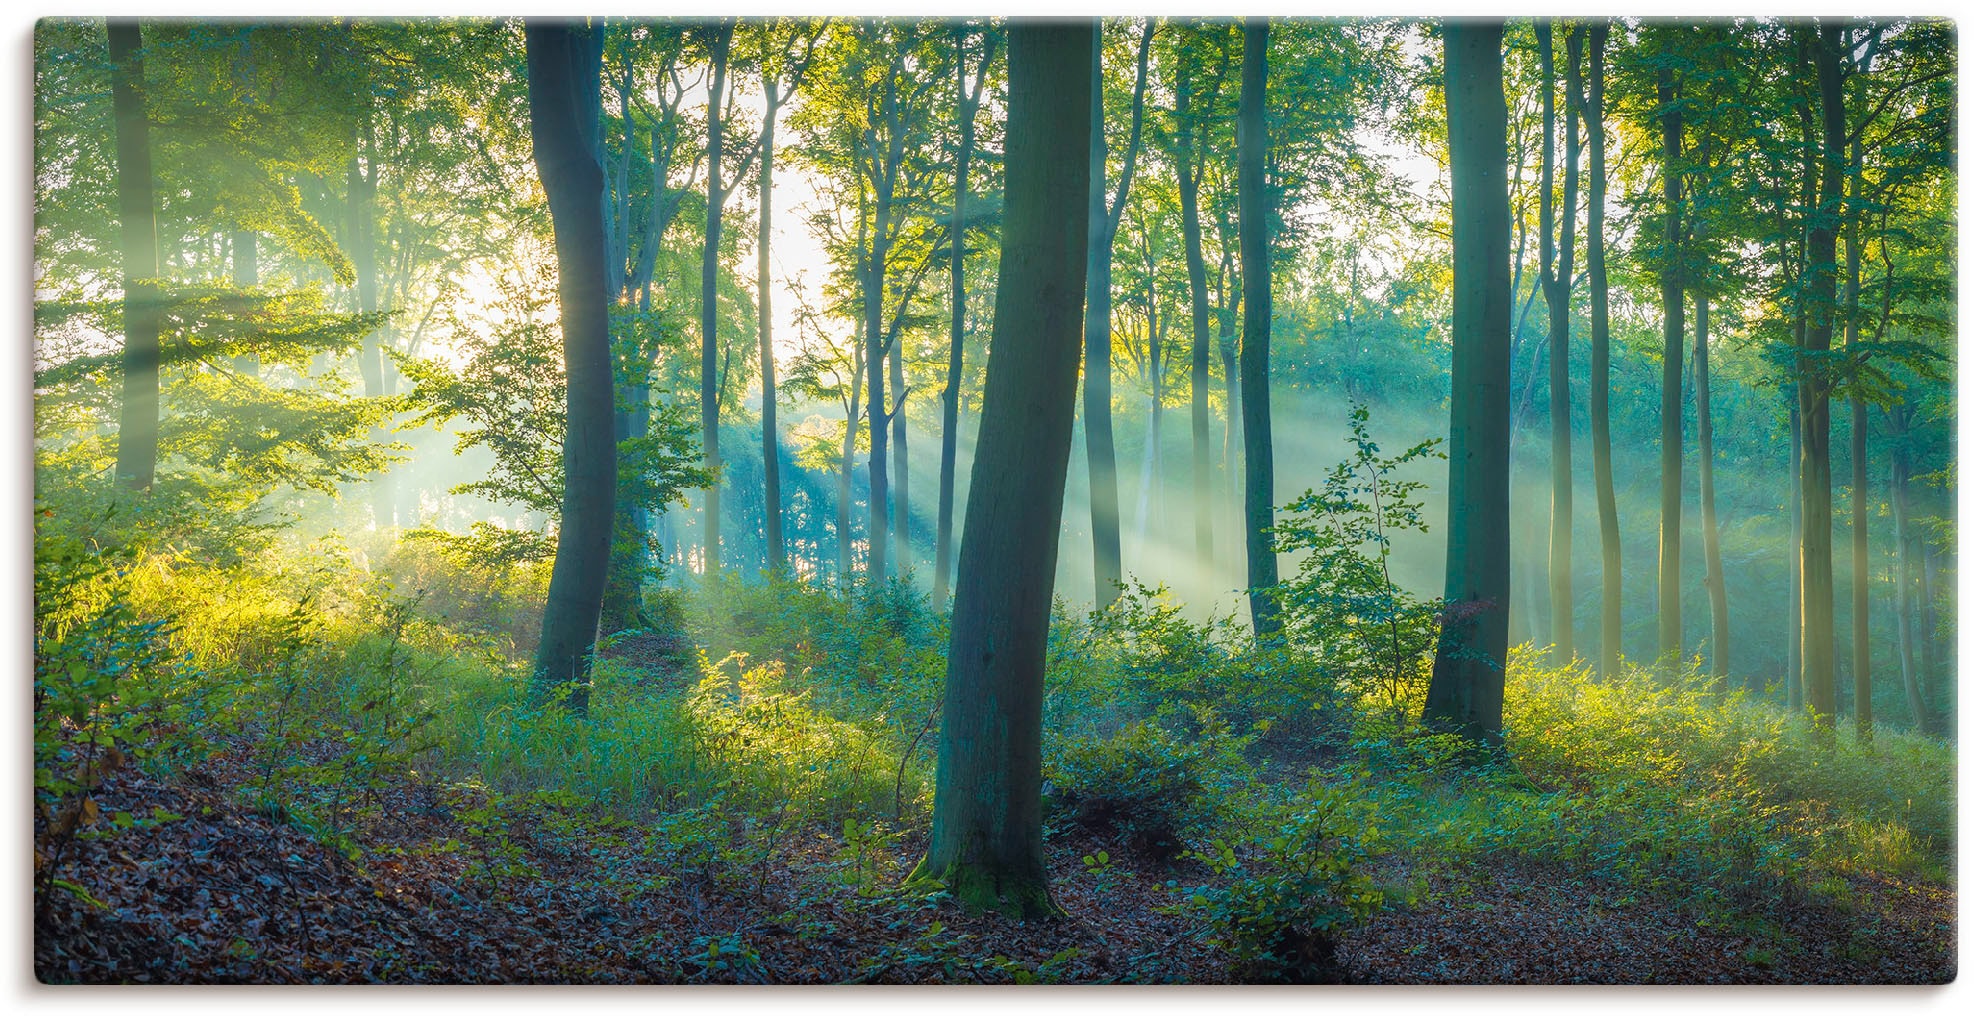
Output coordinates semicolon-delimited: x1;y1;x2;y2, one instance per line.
906;855;1066;921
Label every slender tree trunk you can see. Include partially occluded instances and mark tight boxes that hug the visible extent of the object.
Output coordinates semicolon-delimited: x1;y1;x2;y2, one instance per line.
1585;22;1620;680
1083;29;1119;608
1423;20;1511;743
699;22;732;575
1887;404;1929;733
1788;397;1804;709
838;367;862;583
935;27;992;611
1218;253;1243;590
1918;546;1941;731
912;21;1093;918
1656;65;1684;669
891;320;911;577
1800;24;1843;728
109;19;161;491
525;20;615;715
1177;50;1214;567
759;94;785;575
1537;22;1580;665
1846;270;1871;738
1082;21;1153;607
1694;294;1730;687
1237;18;1279;639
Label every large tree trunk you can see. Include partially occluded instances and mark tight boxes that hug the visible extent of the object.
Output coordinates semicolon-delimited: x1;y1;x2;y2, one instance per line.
1585;22;1620;680
1655;65;1684;670
699;22;733;576
1844;134;1870;737
1800;24;1843;728
1237;18;1279;639
759;94;785;575
1695;294;1730;688
912;21;1093;918
109;19;162;491
934;26;992;612
1423;20;1511;743
525;20;615;715
1537;22;1581;665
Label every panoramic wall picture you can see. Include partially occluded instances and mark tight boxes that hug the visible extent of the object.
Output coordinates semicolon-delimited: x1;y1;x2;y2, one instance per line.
32;16;1956;984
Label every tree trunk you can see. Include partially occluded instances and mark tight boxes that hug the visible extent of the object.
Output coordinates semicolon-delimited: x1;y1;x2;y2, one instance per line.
934;27;991;611
1082;21;1153;608
912;21;1093;918
1177;48;1214;567
838;357;862;584
1694;293;1730;687
700;22;732;576
759;94;785;575
1237;18;1279;640
1887;404;1929;733
525;20;615;715
1788;397;1804;709
1585;22;1620;680
1655;65;1684;670
109;19;162;491
1218;253;1243;590
1423;20;1512;744
1537;22;1580;666
1800;24;1843;728
891;321;911;578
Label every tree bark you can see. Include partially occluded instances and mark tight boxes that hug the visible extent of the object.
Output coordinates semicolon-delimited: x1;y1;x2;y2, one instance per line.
1177;48;1215;567
1844;135;1870;738
1655;65;1684;670
109;19;162;491
1537;22;1580;665
934;26;994;612
1800;23;1843;728
1788;396;1804;710
1423;19;1511;744
1585;21;1620;681
912;21;1093;918
699;21;733;575
525;20;615;715
1886;403;1929;733
1695;293;1730;687
759;90;785;574
1237;18;1279;639
1083;20;1153;608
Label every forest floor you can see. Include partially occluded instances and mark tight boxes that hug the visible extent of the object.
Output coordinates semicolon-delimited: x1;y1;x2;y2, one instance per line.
33;737;1956;985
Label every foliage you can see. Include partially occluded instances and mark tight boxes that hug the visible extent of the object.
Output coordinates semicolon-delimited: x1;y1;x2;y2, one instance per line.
1045;721;1216;862
1175;791;1386;982
1273;402;1445;717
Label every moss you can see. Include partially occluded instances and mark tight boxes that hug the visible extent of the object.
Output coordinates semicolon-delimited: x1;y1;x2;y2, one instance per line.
906;854;1066;921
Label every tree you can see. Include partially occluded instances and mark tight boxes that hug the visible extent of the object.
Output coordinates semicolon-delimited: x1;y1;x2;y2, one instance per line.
1655;56;1686;669
912;20;1093;918
1534;20;1580;664
1084;19;1155;608
524;19;616;714
698;20;736;575
1583;20;1621;680
752;20;825;576
1237;18;1281;640
1799;21;1844;727
108;19;162;491
1422;19;1511;744
933;22;998;611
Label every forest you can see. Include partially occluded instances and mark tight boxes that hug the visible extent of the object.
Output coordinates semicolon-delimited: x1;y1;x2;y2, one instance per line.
31;15;1958;985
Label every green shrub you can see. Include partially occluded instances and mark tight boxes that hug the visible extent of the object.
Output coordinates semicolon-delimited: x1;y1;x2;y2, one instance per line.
1046;721;1217;862
1176;791;1385;982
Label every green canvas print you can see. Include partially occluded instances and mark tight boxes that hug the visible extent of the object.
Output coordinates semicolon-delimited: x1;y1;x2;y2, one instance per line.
30;15;1956;985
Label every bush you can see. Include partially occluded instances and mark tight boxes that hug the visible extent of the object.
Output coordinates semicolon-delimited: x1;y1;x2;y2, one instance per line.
1176;791;1385;982
1046;721;1219;862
